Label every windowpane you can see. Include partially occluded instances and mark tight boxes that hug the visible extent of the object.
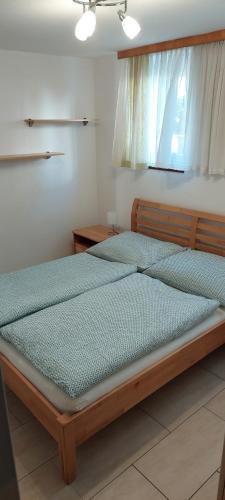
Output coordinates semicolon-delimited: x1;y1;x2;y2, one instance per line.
146;50;191;171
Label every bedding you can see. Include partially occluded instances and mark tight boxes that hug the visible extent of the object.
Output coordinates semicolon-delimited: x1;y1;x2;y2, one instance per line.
0;274;218;399
87;230;186;271
144;249;225;305
1;307;224;413
0;253;136;327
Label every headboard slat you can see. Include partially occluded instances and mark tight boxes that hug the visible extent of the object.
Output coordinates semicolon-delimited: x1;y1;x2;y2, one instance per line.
196;233;225;248
138;208;193;227
139;227;188;246
198;222;225;235
195;243;225;257
132;199;225;256
138;218;191;238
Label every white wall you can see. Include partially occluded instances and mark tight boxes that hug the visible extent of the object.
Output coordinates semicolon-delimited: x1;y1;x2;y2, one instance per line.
95;55;225;229
3;49;225;273
94;55;118;222
0;50;99;272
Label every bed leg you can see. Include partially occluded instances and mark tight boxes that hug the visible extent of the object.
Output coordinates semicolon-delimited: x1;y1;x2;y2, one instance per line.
58;424;77;485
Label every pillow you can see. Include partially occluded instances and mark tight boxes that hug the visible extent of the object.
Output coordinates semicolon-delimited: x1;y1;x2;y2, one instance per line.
87;231;186;271
144;249;225;305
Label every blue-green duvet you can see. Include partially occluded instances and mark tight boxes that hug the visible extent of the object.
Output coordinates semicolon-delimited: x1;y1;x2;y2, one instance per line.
0;274;218;398
0;253;136;327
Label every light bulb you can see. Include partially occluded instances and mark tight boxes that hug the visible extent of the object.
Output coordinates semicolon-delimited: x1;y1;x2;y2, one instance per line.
75;10;96;41
75;19;88;41
122;15;141;40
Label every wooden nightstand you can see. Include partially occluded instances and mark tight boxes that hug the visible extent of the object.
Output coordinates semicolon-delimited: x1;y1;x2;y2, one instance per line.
72;225;116;254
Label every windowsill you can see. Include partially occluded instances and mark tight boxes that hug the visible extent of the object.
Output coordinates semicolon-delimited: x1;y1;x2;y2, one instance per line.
148;166;184;173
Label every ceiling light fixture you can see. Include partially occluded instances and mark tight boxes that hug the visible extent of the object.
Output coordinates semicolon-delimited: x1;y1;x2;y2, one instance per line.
73;0;141;42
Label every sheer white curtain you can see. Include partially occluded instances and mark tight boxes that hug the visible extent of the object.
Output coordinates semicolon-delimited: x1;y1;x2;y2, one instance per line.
113;49;192;171
189;42;225;174
148;48;192;170
113;41;225;175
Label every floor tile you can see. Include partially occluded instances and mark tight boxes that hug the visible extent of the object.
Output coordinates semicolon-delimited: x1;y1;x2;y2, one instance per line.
206;388;225;421
12;420;57;480
92;466;166;500
200;346;225;380
6;392;33;424
191;472;220;500
135;408;225;500
19;460;81;500
55;407;168;500
139;365;225;431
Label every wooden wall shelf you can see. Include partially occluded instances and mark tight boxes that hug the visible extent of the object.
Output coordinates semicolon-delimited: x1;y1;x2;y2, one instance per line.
0;152;64;161
24;118;93;127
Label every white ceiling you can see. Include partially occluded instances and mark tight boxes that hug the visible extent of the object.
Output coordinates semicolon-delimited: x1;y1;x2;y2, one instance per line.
0;0;225;58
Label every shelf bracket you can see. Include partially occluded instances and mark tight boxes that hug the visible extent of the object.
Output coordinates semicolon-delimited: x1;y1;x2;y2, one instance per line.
26;119;34;127
83;118;88;126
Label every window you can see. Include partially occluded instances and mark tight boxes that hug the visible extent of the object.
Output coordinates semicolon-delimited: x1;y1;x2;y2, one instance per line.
113;41;225;176
145;50;191;171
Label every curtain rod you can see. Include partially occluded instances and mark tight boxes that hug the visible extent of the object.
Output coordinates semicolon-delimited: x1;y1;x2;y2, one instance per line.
117;28;225;59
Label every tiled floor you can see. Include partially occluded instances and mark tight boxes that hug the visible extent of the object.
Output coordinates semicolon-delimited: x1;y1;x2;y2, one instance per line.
6;345;225;499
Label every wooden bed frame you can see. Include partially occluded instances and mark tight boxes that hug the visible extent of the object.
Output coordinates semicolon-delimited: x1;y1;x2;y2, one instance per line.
2;198;225;484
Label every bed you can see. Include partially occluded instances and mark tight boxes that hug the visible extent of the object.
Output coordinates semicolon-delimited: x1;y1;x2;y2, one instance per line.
1;198;225;485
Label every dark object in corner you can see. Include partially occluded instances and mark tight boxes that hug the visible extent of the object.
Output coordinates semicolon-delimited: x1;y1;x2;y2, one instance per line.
0;367;20;500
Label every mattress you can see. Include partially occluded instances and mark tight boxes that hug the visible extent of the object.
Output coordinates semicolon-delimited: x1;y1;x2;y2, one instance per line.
1;306;225;414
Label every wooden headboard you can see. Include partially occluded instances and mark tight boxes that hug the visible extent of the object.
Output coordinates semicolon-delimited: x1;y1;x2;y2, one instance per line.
131;199;225;257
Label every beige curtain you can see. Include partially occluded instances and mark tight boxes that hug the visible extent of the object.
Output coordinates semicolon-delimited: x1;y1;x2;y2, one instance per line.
112;56;150;169
189;41;225;175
